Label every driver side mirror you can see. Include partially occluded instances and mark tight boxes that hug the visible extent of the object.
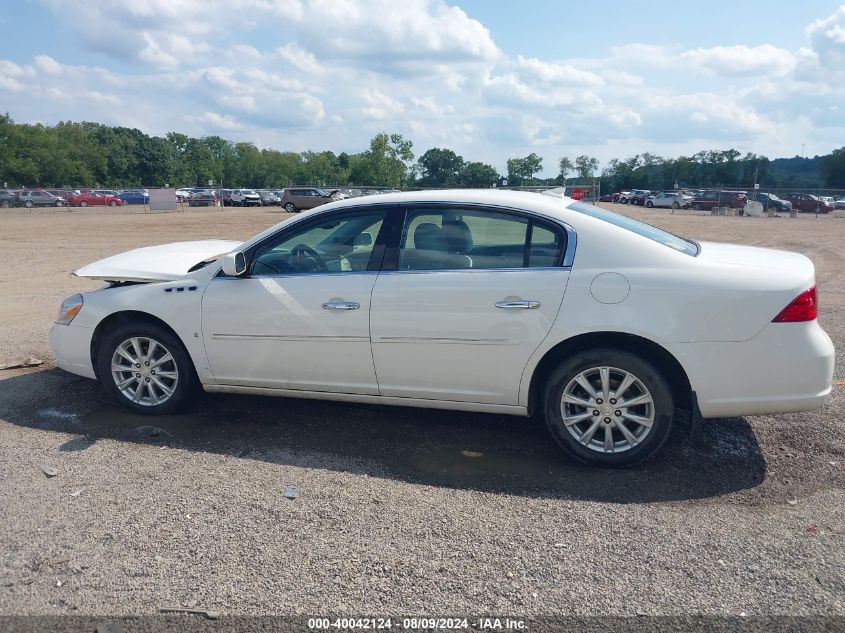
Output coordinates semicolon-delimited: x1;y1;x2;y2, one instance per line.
353;233;373;248
222;251;247;276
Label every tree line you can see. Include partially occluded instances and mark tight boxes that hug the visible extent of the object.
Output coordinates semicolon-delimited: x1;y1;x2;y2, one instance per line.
1;114;842;190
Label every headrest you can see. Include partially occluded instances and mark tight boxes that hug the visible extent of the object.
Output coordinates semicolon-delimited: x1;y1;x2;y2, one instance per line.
441;219;473;253
413;222;444;251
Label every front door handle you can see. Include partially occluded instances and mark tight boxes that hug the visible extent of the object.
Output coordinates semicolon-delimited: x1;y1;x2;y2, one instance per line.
495;300;541;310
322;301;360;311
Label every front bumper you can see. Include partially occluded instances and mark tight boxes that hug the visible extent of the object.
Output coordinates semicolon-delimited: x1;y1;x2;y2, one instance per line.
671;321;834;418
49;322;96;379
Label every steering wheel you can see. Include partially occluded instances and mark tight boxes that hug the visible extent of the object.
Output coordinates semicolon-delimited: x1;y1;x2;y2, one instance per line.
291;243;328;272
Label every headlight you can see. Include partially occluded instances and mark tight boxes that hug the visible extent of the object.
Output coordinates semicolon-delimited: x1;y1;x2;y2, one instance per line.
56;293;84;325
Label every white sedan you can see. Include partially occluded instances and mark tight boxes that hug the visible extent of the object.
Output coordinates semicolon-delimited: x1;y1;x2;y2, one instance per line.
50;190;834;467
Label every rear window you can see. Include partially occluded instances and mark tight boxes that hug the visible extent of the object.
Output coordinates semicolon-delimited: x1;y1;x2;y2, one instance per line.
567;201;699;256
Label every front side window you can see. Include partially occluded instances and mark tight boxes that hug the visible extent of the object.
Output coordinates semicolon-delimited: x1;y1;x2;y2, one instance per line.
397;208;564;271
250;210;385;275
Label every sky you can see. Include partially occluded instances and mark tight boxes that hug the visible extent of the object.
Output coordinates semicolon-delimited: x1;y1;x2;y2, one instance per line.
1;1;844;176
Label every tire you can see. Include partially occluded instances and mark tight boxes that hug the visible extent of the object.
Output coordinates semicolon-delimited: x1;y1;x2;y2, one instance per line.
25;200;33;208
620;198;628;205
97;321;198;415
80;201;88;207
542;348;675;467
56;200;63;207
691;203;701;210
109;200;117;207
645;201;653;208
284;202;296;213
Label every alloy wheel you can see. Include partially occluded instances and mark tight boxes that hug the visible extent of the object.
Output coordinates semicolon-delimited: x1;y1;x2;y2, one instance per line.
111;337;179;406
560;366;655;454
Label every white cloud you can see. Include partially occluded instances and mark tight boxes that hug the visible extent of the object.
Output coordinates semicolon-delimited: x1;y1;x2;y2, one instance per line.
680;45;796;77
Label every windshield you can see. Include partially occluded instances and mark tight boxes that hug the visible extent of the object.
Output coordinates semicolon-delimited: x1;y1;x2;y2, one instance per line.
567;201;699;256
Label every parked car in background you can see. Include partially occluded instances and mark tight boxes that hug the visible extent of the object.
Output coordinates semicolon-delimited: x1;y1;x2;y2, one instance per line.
645;192;691;209
782;192;833;213
834;197;845;210
628;190;652;206
18;189;67;208
280;187;334;212
67;191;123;207
0;189;18;207
257;190;281;206
220;189;234;206
118;190;150;205
188;191;219;207
51;189;834;468
748;192;792;213
598;193;614;202
175;188;193;202
690;190;747;211
230;189;262;206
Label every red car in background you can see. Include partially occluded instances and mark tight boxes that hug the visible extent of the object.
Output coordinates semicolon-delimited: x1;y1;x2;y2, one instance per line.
67;192;124;207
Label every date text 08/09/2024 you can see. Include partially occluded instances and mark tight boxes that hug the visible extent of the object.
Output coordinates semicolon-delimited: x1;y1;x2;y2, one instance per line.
307;617;527;630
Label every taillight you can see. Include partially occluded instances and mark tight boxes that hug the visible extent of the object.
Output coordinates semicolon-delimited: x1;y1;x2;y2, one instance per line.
772;286;817;322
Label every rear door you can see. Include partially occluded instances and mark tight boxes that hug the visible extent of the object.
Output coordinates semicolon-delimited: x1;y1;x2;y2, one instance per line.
369;205;571;405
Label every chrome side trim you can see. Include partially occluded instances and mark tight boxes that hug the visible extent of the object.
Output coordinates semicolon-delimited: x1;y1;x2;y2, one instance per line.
377;266;570;276
374;336;520;345
210;334;369;343
202;383;529;416
495;300;540;310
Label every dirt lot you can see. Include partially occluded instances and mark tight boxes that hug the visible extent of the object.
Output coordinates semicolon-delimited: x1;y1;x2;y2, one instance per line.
0;203;843;619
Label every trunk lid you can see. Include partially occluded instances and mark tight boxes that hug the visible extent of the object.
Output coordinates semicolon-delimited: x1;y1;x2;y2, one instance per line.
74;240;241;282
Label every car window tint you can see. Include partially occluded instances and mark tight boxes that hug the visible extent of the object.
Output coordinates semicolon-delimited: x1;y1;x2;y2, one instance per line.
528;223;563;267
251;211;385;276
398;208;532;271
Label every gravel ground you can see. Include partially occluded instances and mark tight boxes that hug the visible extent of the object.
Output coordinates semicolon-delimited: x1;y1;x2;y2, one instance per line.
0;204;843;619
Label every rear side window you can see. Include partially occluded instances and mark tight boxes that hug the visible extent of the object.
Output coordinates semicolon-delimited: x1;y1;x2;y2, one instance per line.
397;208;565;271
568;201;698;256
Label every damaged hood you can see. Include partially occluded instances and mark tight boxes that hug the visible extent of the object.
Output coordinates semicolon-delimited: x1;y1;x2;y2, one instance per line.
74;240;241;282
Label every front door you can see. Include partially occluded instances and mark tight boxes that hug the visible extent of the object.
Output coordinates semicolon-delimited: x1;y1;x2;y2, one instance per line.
370;205;570;405
202;208;389;394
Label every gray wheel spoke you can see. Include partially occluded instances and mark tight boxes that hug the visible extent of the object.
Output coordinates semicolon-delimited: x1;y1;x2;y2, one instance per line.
116;376;135;390
132;381;145;403
115;346;136;365
599;367;610;399
563;411;592;426
130;338;144;362
603;425;615;452
149;353;173;369
151;375;174;397
613;373;635;399
615;420;639;446
155;370;178;379
146;340;158;361
623;412;653;428
562;394;593;408
574;374;598;399
580;419;601;445
619;393;652;408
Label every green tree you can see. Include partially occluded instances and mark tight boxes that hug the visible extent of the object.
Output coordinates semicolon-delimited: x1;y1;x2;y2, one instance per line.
506;152;543;185
558;157;574;183
574;155;599;180
417;147;464;187
459;161;499;188
821;147;845;187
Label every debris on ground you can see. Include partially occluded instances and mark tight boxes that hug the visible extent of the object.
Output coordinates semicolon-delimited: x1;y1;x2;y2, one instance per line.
285;487;298;500
134;426;172;438
787;499;798;505
40;465;59;478
807;525;819;534
461;450;483;458
69;489;83;497
0;356;43;370
159;607;220;620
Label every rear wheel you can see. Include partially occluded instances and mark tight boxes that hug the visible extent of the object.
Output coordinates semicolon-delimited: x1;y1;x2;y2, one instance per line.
80;201;88;207
97;321;198;415
25;200;33;208
543;348;675;467
645;201;654;208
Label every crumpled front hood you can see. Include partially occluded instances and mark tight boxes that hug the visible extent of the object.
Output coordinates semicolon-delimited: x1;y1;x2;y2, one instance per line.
74;240;241;282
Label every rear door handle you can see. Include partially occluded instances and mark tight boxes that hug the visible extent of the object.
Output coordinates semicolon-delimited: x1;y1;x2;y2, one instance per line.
495;300;541;310
322;301;360;311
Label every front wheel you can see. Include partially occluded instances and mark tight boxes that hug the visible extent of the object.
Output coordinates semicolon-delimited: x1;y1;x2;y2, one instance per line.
109;200;117;207
25;200;33;208
97;322;198;415
80;201;88;207
284;202;296;212
543;349;675;467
